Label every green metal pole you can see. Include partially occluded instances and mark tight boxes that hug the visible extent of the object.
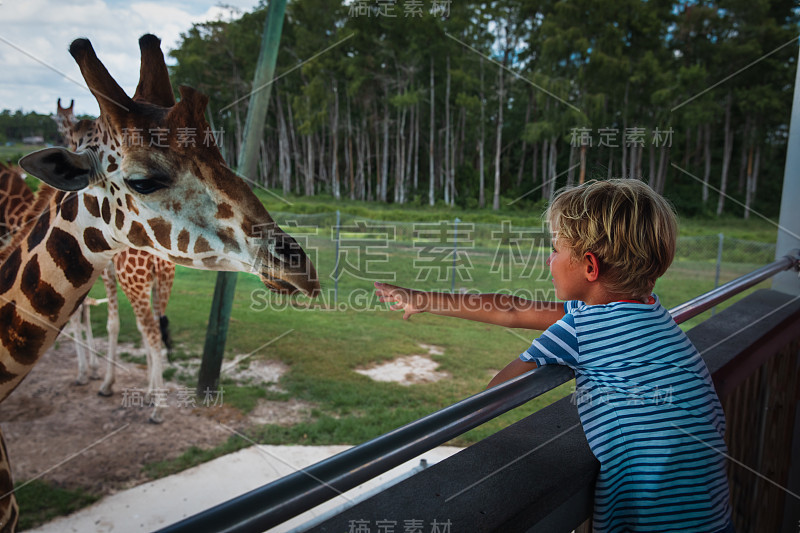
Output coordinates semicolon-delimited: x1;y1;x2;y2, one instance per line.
197;0;287;396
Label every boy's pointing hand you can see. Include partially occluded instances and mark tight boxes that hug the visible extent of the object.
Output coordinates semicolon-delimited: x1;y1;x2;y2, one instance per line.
374;282;424;320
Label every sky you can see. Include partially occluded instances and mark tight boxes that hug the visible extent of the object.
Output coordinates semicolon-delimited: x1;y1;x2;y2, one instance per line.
0;0;263;116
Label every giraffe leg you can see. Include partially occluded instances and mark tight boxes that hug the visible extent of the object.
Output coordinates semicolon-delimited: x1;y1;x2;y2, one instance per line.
69;311;90;386
99;264;119;397
153;260;175;358
0;428;19;533
81;302;100;380
118;253;166;423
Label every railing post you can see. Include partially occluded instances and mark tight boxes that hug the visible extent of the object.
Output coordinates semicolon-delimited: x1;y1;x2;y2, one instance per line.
773;43;800;295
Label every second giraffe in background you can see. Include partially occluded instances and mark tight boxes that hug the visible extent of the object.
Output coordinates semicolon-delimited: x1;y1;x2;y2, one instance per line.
55;96;176;423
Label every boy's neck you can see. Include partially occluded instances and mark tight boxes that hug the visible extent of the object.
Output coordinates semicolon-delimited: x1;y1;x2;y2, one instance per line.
580;284;649;306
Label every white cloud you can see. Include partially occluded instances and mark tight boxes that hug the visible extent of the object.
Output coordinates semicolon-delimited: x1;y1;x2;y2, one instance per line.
0;0;259;116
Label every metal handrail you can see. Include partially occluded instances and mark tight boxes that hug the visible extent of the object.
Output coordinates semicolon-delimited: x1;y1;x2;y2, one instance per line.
157;250;800;533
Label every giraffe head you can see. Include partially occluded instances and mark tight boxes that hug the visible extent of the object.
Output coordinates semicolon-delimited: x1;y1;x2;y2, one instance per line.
20;35;319;296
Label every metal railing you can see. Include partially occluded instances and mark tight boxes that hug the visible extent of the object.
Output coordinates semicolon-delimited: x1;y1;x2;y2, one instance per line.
157;250;800;533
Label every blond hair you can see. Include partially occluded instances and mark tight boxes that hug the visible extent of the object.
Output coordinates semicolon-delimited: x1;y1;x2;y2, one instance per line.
546;179;678;299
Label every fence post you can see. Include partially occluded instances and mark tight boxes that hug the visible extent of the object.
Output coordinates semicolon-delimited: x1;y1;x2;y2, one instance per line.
451;217;460;292
334;210;341;307
712;233;724;316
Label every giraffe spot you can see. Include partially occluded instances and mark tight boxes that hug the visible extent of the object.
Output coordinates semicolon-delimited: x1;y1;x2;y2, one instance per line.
216;203;234;219
84;227;111;253
216;228;240;255
84;194;101;218
125;194;139;215
46;227;93;288
21;255;65;322
0;361;17;386
148;217;172;249
202;256;218;268
128;221;152;248
193;236;212;254
101;197;111;224
107;155;118;173
26;207;50;251
0;302;47;366
116;197;122;208
60;192;79;222
0;248;21;295
115;209;125;230
65;288;91;319
53;191;66;213
177;229;190;253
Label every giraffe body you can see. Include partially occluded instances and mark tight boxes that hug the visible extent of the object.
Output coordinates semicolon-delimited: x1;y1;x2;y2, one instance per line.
0;35;318;531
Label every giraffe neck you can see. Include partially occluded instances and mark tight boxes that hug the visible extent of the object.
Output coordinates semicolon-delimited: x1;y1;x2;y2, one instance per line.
0;189;119;402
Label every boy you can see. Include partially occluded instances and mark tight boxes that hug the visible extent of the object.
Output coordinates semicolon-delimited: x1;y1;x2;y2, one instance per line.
374;179;733;532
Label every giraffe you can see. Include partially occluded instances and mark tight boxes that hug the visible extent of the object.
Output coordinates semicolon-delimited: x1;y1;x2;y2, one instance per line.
0;34;318;532
55;98;177;405
0;163;32;249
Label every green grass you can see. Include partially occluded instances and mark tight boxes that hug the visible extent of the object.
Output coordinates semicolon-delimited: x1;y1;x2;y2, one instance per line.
78;194;778;481
14;480;99;531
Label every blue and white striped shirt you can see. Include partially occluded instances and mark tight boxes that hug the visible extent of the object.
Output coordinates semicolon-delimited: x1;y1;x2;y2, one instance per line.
521;296;731;532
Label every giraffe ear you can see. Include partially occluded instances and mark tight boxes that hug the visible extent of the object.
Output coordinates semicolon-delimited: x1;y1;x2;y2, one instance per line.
19;147;93;191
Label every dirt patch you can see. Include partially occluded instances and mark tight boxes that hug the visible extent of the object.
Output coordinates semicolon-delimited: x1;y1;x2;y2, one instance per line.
0;336;310;497
355;344;450;386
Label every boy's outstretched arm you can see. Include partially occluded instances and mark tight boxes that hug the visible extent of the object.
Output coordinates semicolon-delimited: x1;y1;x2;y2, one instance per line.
374;282;564;330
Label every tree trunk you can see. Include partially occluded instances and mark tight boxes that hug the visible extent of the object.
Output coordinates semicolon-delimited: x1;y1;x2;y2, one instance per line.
744;143;760;219
331;82;340;199
303;134;314;195
579;144;587;184
394;101;407;204
444;55;452;206
413;100;420;193
654;145;669;195
566;144;576;187
287;97;302;194
381;99;389;202
516;90;532;188
276;91;291;195
429;56;435;206
346;92;355;200
493;48;508;211
702;123;711;204
478;57;486;208
716;93;734;216
541;138;549;201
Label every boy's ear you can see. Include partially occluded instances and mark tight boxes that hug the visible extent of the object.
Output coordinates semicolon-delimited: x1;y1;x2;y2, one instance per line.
584;252;601;282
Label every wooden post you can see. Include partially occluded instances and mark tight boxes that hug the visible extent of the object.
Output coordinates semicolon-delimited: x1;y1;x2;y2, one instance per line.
197;0;287;396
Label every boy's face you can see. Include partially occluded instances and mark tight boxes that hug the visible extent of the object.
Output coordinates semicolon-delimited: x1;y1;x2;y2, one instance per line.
546;236;590;302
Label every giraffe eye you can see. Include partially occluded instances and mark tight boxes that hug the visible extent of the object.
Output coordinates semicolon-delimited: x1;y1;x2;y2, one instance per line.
126;174;169;194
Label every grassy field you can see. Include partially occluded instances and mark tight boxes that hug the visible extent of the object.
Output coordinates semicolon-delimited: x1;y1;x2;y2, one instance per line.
80;193;778;457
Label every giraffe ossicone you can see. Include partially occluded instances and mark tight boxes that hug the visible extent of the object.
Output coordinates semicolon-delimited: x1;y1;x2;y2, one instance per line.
0;34;318;532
